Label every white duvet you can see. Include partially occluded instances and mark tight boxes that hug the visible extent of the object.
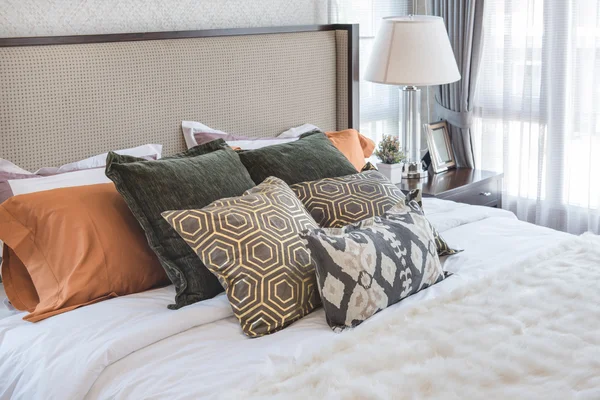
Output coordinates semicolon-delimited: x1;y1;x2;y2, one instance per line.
0;199;571;399
232;233;600;399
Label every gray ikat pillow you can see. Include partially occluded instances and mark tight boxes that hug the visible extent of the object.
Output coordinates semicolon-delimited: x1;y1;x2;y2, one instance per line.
301;201;446;331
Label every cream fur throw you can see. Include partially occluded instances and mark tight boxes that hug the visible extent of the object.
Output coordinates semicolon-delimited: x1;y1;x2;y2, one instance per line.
226;234;600;399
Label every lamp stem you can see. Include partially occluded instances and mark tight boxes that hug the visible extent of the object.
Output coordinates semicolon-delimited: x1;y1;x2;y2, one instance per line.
400;86;427;179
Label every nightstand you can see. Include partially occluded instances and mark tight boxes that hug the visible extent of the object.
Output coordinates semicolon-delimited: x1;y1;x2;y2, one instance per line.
397;168;504;208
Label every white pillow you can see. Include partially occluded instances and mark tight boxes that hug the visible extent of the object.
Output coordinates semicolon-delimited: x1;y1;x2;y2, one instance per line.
181;121;321;149
226;138;298;150
1;143;164;205
0;160;33;253
0;159;33;175
277;123;322;138
181;121;227;149
35;144;162;175
8;168;111;197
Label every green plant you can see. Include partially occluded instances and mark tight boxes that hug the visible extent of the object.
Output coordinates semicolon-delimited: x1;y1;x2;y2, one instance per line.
374;135;404;164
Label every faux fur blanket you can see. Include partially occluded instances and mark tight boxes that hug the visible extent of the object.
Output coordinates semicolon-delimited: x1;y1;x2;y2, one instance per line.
228;234;600;400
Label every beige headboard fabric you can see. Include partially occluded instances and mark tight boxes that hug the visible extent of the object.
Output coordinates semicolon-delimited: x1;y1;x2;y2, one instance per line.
0;26;358;171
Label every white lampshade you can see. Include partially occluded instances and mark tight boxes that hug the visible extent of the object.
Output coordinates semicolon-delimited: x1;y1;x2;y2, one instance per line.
365;15;461;86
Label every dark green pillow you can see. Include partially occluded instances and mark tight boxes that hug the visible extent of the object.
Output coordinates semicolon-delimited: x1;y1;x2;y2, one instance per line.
237;131;358;185
105;140;256;309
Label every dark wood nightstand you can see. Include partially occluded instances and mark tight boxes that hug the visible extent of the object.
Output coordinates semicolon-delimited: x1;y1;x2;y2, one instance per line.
396;168;504;208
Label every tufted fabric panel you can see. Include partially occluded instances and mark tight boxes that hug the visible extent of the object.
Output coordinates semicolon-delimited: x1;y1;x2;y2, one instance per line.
0;30;348;170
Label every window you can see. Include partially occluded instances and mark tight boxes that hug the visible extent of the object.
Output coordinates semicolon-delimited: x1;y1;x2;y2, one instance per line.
330;0;413;145
474;0;600;233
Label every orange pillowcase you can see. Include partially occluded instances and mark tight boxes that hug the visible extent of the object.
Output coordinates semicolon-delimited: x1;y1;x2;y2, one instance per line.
0;183;169;322
325;129;376;171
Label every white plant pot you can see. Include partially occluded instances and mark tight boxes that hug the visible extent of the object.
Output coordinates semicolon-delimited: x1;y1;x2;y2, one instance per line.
376;163;403;184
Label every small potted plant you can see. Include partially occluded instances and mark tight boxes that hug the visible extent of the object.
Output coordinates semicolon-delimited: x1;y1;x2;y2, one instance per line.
375;135;405;183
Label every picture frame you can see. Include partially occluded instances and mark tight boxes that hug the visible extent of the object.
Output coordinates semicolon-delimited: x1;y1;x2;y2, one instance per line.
423;120;456;174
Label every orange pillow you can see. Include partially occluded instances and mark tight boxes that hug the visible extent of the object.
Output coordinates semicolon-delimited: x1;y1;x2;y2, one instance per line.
325;129;376;171
0;183;169;322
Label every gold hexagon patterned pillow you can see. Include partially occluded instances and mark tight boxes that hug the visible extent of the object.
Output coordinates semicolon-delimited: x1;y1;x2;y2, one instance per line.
290;170;406;228
162;176;320;338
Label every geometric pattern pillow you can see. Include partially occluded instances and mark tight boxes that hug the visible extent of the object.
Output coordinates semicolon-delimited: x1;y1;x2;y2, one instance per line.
360;161;378;172
387;200;461;257
162;176;320;338
432;229;461;257
406;188;422;207
301;201;446;332
290;171;406;228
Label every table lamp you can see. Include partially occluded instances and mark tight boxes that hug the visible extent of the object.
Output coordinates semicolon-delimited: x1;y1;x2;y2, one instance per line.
365;15;460;179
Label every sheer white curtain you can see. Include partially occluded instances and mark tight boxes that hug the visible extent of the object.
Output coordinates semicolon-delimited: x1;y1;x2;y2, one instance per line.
329;0;413;145
474;0;600;234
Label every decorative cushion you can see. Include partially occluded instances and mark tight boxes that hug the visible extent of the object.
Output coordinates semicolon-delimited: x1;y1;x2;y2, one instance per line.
105;140;256;309
301;201;446;331
0;183;169;322
406;188;423;207
162;177;320;338
434;232;461;257
387;200;461;257
291;171;406;228
325;129;376;171
275;126;376;171
236;131;358;185
360;162;378;172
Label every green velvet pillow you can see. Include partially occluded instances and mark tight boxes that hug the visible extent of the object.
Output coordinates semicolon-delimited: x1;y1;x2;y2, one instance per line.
105;139;256;309
237;131;358;185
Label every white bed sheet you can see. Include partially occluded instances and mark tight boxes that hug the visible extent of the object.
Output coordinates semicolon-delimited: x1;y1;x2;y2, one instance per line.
0;199;571;399
0;284;17;320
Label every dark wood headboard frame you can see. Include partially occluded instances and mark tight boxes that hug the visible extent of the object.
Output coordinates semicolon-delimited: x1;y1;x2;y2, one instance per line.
0;24;360;130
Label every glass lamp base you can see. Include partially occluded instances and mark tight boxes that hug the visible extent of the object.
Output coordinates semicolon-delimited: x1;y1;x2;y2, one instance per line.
400;86;425;180
402;162;428;179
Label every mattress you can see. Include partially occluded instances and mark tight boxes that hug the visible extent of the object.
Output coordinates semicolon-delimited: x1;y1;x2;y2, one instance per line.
0;198;571;399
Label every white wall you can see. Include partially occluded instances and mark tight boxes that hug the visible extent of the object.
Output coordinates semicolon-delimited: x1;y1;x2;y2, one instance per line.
0;0;328;37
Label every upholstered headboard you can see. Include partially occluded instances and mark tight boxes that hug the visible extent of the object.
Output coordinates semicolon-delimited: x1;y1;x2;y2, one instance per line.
0;25;358;171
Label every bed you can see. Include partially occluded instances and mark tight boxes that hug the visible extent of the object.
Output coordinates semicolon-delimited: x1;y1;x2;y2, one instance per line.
1;25;599;400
